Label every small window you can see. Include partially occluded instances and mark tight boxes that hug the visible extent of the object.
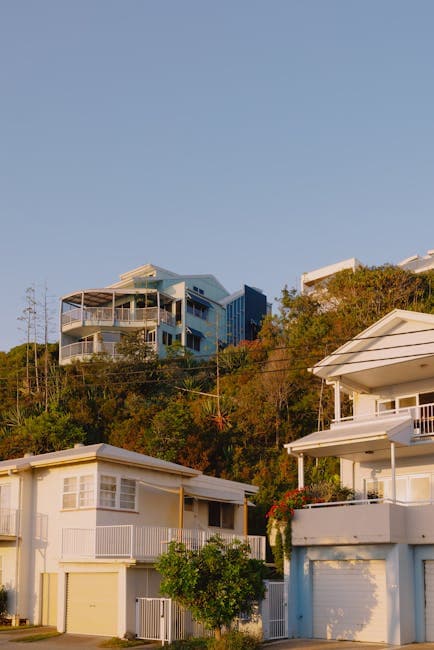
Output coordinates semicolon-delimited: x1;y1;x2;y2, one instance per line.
63;476;95;509
162;331;173;346
100;476;117;508
184;497;194;512
79;476;94;507
120;478;136;510
208;502;234;529
63;477;77;509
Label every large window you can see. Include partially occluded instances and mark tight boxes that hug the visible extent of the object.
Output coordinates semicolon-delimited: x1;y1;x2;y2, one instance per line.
187;300;208;320
99;475;137;510
62;475;95;509
208;502;235;529
365;474;431;503
186;333;201;352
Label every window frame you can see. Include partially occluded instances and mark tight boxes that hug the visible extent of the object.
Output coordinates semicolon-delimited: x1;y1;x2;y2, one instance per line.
208;501;235;530
98;474;137;511
62;474;95;510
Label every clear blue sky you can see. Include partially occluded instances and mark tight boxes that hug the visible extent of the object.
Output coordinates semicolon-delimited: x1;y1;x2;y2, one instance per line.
1;0;434;351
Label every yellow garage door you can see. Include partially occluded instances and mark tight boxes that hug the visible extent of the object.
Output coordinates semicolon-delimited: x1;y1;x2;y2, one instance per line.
41;573;58;626
66;572;118;636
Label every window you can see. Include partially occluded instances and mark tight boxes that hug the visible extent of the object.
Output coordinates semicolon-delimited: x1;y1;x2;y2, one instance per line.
99;475;137;510
162;331;173;346
175;301;182;325
208;502;234;529
120;478;136;510
184;497;194;511
100;476;117;508
187;300;208;320
62;475;95;509
186;333;201;352
365;474;431;503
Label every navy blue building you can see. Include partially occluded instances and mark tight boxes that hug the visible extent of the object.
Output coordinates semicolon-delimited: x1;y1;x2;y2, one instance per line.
222;285;269;347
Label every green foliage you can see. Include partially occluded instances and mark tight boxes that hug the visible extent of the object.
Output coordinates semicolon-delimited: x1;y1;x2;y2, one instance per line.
0;586;7;618
165;632;260;650
156;536;267;638
271;527;284;576
210;631;260;650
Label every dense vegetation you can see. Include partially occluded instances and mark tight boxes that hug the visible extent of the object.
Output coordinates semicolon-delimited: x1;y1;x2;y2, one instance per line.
2;265;434;530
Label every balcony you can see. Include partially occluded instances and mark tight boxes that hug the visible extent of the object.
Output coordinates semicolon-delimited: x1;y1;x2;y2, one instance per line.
0;509;18;537
60;340;157;362
61;525;266;561
334;402;434;438
62;306;176;330
292;499;434;546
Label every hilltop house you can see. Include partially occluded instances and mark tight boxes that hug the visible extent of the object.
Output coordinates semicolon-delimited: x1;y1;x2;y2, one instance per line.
59;264;268;365
0;443;264;638
285;309;434;645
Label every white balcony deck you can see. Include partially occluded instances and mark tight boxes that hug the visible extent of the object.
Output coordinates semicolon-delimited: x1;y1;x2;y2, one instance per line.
61;525;266;561
292;499;434;546
62;306;175;330
60;340;157;361
334;402;434;437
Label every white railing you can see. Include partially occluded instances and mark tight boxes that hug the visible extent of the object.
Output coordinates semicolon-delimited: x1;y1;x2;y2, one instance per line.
0;509;18;536
62;306;175;328
302;497;434;509
61;525;265;561
334;402;434;437
60;340;157;360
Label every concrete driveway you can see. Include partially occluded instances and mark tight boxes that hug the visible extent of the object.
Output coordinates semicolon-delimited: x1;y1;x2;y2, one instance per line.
2;632;434;650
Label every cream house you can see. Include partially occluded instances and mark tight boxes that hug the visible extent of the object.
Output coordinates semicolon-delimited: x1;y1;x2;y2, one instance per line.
285;309;434;645
0;444;264;637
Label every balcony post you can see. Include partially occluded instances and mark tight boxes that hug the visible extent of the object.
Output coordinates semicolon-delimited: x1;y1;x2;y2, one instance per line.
178;486;184;529
81;292;84;324
334;380;341;422
243;497;248;537
157;292;161;325
297;454;304;489
391;441;396;503
112;292;115;323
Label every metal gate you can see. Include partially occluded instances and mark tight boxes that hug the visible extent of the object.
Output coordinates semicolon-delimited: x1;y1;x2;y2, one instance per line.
136;598;211;644
261;580;287;640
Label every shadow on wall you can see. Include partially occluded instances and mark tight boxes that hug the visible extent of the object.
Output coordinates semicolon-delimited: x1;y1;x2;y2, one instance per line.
312;559;384;642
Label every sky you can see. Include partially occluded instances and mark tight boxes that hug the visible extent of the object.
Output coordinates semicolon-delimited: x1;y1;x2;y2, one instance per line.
1;0;434;351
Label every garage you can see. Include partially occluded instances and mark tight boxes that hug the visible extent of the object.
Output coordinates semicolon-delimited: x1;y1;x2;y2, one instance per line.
66;572;119;636
312;559;387;642
424;561;434;640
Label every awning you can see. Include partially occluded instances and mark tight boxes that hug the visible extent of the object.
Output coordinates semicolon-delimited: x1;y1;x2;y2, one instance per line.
187;293;213;309
184;486;245;505
186;327;205;339
285;414;414;461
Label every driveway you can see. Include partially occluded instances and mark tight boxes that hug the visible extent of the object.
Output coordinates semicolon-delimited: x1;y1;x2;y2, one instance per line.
3;633;434;650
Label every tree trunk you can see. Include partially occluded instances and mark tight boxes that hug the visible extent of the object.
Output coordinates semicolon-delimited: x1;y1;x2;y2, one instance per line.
214;628;222;640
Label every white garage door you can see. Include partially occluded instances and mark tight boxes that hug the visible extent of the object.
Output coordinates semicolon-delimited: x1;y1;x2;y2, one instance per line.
66;572;118;636
313;560;387;642
425;561;434;640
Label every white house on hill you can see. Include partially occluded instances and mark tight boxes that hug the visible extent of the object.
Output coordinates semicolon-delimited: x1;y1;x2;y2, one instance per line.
0;444;264;638
285;309;434;645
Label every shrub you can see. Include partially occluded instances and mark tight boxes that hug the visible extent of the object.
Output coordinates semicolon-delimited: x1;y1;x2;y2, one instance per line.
210;631;261;650
0;586;7;618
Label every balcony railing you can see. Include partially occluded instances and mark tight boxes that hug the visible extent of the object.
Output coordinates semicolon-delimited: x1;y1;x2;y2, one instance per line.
61;340;157;360
62;307;175;328
61;525;265;561
334;402;434;437
0;509;18;536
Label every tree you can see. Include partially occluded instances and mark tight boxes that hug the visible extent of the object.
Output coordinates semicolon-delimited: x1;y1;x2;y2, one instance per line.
156;535;267;639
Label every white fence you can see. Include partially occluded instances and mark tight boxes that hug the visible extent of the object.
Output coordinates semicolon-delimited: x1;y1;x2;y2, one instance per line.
61;525;266;561
136;598;210;644
261;581;287;640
